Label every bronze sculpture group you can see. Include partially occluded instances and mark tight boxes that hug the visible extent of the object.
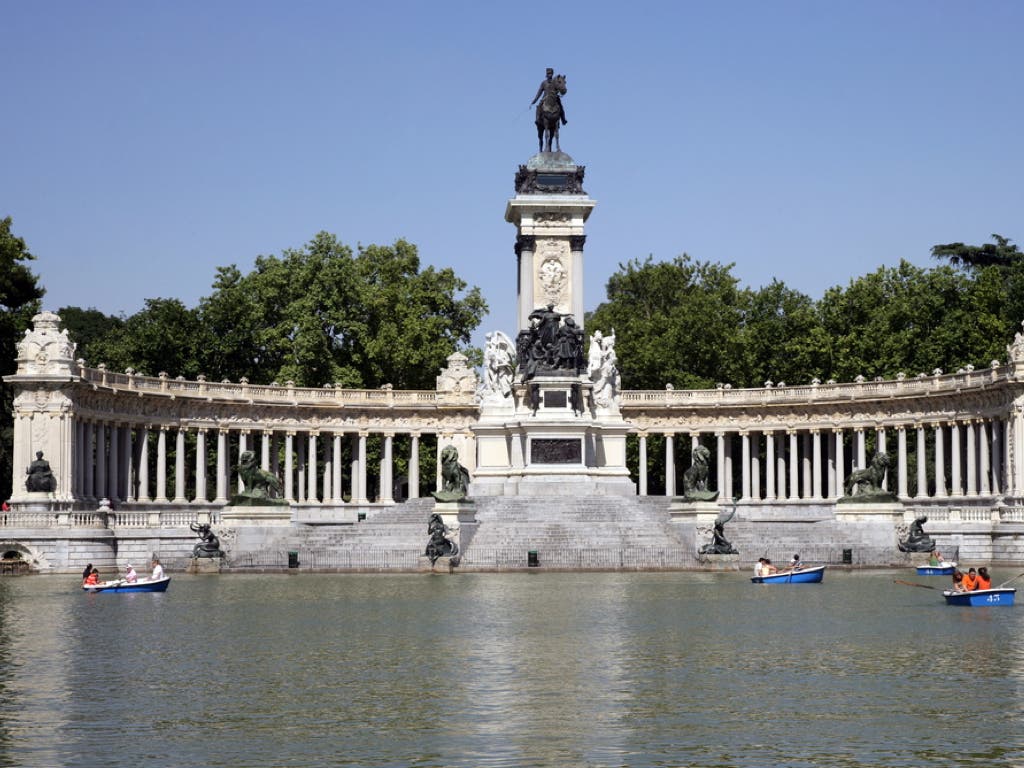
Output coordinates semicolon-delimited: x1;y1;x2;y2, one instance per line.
25;451;56;493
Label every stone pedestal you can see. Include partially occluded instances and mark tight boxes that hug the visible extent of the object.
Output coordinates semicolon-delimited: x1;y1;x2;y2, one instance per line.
186;557;223;574
220;505;293;526
834;501;904;523
668;498;721;524
698;553;740;571
418;555;458;573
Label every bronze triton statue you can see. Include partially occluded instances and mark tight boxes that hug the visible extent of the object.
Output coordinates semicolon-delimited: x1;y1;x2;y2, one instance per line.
532;67;567;153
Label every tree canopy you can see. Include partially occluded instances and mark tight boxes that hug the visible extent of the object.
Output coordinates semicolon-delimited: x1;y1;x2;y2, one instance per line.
0;217;45;501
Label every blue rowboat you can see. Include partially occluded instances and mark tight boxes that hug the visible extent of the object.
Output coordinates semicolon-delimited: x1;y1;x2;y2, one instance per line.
751;565;825;584
82;576;171;594
917;563;956;576
942;588;1015;607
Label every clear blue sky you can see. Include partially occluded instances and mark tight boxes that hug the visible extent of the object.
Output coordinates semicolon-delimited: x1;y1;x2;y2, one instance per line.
3;1;1021;350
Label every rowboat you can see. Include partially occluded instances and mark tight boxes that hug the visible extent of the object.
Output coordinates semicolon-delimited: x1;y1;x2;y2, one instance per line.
82;576;171;594
942;588;1015;607
916;562;956;576
751;565;825;584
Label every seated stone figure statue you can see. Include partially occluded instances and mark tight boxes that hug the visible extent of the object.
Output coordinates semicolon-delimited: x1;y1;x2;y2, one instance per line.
190;522;224;558
25;451;57;493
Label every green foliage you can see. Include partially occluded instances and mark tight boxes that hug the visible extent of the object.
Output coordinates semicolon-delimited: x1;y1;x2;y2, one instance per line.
56;306;124;364
0;217;45;502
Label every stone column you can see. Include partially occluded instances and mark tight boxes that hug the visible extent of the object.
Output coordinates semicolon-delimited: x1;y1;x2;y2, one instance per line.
966;421;977;496
897;427;908;498
94;423;107;501
826;429;837;499
515;235;536;331
834;429;845;499
877;429;888;490
934;423;947;498
138;426;150;503
991;419;1003;495
82;421;95;501
174;427;187;503
261;431;271;471
238;431;249;495
750;433;761;500
194;428;207;502
380;433;394;503
107;424;120;503
811;429;822;499
408;433;419;500
308;432;318;503
638;434;648;496
155;426;169;503
801;432;812;500
788;431;799;500
740;432;751;500
215;428;228;503
271;433;280;477
355;432;369;504
123;425;135;502
915;424;927;499
297;436;307;503
724;433;734;502
284;432;295;502
334;432;345;502
856;428;866;470
715;432;726;498
665;433;675;497
776;433;786;500
949;421;962;496
765;431;776;500
349;434;360;503
979;420;991;495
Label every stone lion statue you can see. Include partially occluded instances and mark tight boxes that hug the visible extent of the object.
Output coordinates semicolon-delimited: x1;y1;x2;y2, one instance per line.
843;451;890;498
237;450;283;499
432;445;470;502
682;444;718;501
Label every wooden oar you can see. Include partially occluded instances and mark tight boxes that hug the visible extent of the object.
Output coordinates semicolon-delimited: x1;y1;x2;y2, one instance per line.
893;579;938;590
996;571;1024;589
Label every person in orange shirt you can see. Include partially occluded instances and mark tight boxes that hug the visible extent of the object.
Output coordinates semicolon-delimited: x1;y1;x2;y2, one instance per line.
976;567;992;590
962;568;979;591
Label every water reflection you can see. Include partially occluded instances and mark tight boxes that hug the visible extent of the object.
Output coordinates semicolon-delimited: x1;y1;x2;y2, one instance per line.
0;571;1021;767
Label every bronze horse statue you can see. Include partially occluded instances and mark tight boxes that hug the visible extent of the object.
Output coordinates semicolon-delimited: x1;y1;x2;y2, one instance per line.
535;74;567;153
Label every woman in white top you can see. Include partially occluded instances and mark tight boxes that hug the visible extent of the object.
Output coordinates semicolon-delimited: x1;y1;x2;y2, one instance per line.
150;558;165;580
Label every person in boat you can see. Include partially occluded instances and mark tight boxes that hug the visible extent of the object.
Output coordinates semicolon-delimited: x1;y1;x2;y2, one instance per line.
754;558;766;577
976;567;992;590
789;554;803;570
150;558;165;581
928;549;943;567
84;567;100;586
82;563;94;583
963;568;979;591
124;563;138;583
951;570;965;591
762;558;778;575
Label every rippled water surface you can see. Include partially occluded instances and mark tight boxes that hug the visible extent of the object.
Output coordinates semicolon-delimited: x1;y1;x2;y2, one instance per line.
1;571;1022;767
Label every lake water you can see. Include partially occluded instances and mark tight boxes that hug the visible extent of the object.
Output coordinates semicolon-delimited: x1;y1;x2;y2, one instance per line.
0;570;1022;768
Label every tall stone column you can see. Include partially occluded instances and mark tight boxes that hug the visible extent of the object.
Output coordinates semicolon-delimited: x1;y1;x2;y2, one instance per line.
172;427;186;503
155;426;169;503
215;428;228;503
934;423;947;498
138;425;150;502
715;432;726;498
776;433;786;500
638;434;648;496
979;420;991;495
750;433;761;500
349;434;360;503
284;432;295;502
261;431;271;471
380;433;394;503
664;433;675;497
308;432;318;503
826;429;837;499
408;433;419;500
765;431;776;500
194;428;207;502
915;424;927;499
740;432;751;500
95;423;107;501
238;431;249;495
834;429;845;499
811;430;822;499
297;436;307;503
856;428;866;469
966;421;977;496
334;432;345;502
123;425;135;502
949;421;962;496
83;420;95;501
107;424;121;503
357;432;369;503
723;433;734;501
877;428;888;490
991;419;1003;495
788;431;799;500
801;432;812;500
897;426;908;498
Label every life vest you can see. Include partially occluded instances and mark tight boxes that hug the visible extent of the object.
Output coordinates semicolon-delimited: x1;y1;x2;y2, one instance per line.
84;572;99;585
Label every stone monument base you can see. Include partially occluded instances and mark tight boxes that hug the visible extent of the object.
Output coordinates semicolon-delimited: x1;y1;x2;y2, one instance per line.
186;557;223;574
220;505;293;526
669;498;721;524
697;553;740;571
418;555;458;573
834;501;903;523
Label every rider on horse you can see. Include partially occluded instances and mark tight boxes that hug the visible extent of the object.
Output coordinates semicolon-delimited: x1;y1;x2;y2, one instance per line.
532;68;567;126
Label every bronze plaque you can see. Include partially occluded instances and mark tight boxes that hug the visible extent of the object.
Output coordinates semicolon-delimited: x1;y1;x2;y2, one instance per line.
544;390;567;408
531;438;582;464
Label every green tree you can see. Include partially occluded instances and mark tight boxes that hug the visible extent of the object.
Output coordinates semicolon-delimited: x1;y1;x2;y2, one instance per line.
197;233;487;388
56;306;124;364
0;217;46;501
588;255;749;390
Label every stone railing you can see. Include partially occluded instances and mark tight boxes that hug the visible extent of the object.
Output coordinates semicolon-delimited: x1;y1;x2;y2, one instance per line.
621;364;1008;409
77;365;457;407
1;509;219;529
